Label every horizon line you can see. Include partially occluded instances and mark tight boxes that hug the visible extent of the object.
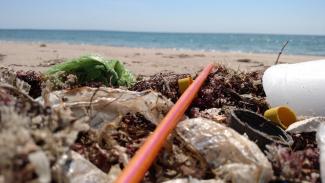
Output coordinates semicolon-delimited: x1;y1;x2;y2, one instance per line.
1;28;325;37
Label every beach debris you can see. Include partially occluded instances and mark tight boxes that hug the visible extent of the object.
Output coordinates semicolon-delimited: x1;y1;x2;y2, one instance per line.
228;109;293;150
263;111;321;181
0;67;31;94
162;178;221;183
116;64;213;183
191;65;268;114
0;74;91;183
131;72;191;103
71;112;210;182
39;87;173;127
0;95;89;183
119;114;211;181
45;55;136;89
266;132;320;182
132;65;267;114
36;86;185;181
189;108;227;124
287;117;325;133
264;105;297;129
66;151;112;183
274;40;289;65
71;129;115;173
178;76;193;94
263;59;325;116
16;70;43;98
28;150;51;183
1;61;324;182
176;118;273;183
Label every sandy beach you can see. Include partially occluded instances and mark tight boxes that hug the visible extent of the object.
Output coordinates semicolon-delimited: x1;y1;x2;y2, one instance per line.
1;41;324;75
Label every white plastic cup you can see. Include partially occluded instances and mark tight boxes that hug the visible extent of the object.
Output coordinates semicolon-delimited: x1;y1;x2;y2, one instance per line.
263;60;325;116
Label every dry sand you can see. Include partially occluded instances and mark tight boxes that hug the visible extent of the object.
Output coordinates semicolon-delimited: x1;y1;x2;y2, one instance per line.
1;41;324;75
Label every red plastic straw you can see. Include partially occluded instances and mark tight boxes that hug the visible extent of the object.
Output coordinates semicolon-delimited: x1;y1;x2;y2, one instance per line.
115;64;214;183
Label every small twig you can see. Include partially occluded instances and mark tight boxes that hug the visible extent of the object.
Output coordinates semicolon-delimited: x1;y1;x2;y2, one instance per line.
275;40;289;65
87;87;101;116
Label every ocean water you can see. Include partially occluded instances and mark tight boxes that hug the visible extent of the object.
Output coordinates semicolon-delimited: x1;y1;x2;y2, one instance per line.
1;29;325;56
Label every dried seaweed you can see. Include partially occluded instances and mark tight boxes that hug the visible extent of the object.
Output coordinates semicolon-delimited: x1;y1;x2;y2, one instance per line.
45;72;107;91
16;70;43;98
131;65;268;115
191;65;268;114
71;112;209;182
70;113;154;174
266;132;320;183
115;114;209;182
117;114;210;182
71;130;117;173
131;72;191;103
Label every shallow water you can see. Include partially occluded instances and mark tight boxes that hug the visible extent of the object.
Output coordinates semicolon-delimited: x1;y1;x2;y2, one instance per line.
1;29;325;56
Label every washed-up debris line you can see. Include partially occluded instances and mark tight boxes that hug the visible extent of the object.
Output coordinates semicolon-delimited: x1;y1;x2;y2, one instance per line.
0;62;321;183
190;65;268;115
132;64;268;116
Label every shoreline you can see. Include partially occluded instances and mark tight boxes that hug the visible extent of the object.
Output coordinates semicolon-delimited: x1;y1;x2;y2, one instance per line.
1;41;325;75
1;40;324;57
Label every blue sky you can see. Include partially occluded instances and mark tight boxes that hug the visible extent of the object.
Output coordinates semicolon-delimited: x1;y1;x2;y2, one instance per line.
1;0;325;35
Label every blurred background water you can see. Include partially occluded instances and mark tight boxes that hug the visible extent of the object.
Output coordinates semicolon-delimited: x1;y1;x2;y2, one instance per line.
1;29;324;56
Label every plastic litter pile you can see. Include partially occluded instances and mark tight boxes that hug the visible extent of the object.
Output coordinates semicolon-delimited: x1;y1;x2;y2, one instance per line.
0;56;324;183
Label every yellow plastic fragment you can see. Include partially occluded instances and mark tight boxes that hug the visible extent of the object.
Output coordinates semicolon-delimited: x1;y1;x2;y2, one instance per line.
178;77;193;94
264;106;297;129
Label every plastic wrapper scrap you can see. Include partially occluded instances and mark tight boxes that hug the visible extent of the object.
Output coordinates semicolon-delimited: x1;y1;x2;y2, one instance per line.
175;118;273;183
38;87;174;127
286;117;325;134
66;151;116;183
